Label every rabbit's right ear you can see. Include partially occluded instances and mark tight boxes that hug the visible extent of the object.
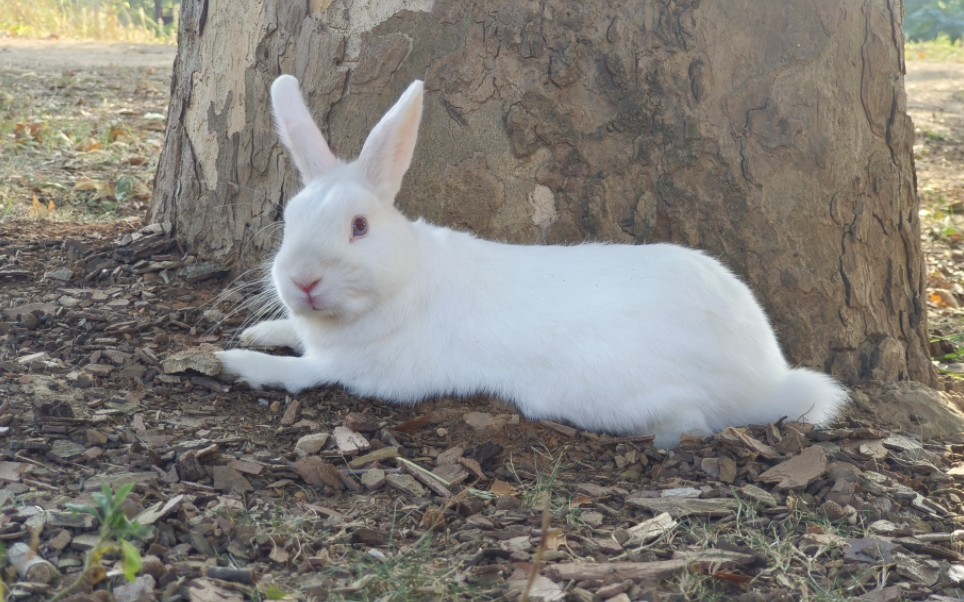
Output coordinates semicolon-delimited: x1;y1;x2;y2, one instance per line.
270;75;338;182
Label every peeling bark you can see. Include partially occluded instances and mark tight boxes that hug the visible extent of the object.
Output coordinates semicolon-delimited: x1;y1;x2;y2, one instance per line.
151;0;933;385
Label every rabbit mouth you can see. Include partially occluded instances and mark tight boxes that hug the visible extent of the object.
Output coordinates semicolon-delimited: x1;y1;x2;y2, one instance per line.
286;290;331;314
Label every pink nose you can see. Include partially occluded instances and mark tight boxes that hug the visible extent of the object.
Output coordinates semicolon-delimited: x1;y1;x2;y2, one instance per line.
293;278;320;294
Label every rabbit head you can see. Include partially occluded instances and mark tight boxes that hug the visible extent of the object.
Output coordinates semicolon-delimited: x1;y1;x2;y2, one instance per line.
268;75;424;320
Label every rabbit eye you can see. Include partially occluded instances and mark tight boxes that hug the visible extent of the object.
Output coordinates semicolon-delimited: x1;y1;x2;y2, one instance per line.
351;216;369;238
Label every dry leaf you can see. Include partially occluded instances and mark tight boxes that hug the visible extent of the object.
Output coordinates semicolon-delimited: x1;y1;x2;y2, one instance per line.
77;137;102;152
930;290;959;308
392;412;441;433
570;494;593;507
544;528;567;551
709;570;753;585
489;479;518;496
29;194;55;218
269;543;290;564
108;124;128;142
420;508;446;530
73;177;114;199
14;122;43;142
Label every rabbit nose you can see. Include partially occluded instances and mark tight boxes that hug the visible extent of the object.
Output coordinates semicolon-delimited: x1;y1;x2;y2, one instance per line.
293;277;320;294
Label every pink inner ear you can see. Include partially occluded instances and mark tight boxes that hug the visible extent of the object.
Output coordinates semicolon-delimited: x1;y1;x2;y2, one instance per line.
356;81;424;201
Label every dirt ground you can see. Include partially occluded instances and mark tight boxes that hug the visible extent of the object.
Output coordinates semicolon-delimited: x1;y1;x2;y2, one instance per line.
2;39;964;601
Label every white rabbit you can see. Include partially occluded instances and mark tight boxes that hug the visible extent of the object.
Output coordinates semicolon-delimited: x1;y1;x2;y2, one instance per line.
217;75;849;448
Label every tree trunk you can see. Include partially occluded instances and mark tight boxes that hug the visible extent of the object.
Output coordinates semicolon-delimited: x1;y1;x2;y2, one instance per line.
151;0;933;387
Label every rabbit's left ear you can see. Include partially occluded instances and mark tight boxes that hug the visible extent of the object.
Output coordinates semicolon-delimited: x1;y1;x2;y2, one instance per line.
271;75;339;183
356;81;424;202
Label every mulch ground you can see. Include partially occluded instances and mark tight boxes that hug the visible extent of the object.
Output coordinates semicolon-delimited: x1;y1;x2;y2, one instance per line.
1;42;964;602
1;206;963;602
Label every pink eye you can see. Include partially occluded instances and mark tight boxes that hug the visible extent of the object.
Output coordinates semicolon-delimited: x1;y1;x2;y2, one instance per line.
351;216;369;238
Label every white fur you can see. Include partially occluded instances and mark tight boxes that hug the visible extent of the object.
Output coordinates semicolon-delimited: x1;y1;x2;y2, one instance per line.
218;76;849;448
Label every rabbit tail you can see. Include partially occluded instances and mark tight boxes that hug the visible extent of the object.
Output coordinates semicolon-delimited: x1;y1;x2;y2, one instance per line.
768;368;849;426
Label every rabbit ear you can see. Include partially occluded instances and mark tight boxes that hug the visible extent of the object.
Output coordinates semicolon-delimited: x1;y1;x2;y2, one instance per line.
270;75;338;182
356;80;424;202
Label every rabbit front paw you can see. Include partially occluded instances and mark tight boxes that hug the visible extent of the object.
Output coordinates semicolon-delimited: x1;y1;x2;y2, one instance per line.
239;319;303;352
216;348;325;394
217;349;271;390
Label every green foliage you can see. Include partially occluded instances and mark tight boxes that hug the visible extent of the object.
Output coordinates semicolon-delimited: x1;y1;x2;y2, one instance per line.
260;584;291;601
906;0;964;41
932;332;964;367
69;483;152;545
51;484;152;601
906;34;964;61
0;0;178;43
0;543;6;600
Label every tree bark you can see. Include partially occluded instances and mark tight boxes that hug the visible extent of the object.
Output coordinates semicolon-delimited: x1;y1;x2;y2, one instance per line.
151;0;933;386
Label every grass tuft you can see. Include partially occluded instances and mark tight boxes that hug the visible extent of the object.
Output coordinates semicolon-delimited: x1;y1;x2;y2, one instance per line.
1;0;177;44
906;34;964;62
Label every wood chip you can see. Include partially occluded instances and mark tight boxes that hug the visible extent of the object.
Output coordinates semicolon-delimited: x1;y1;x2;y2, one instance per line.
279;399;301;426
946;463;964;477
291;457;344;490
435;445;464;466
228;459;264;476
135;494;186;526
738;484;779;507
547;559;691;581
894;537;964;561
576;483;623;497
856;439;889;459
719;456;738;483
510;572;565;601
720;427;780;459
185;578;245;602
672;548;760;566
458;456;486;479
913;530;964;543
623;512;678;546
857;585;906;602
433;463;469;486
463;411;519;430
400;461;452;497
625;496;739;517
211;465;253;493
758;445;828;489
894;551;942;586
385;473;428;497
161;344;222;376
0;461;31;483
360;468;386;490
844;537;899;563
333;426;371;456
348;446;399;468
